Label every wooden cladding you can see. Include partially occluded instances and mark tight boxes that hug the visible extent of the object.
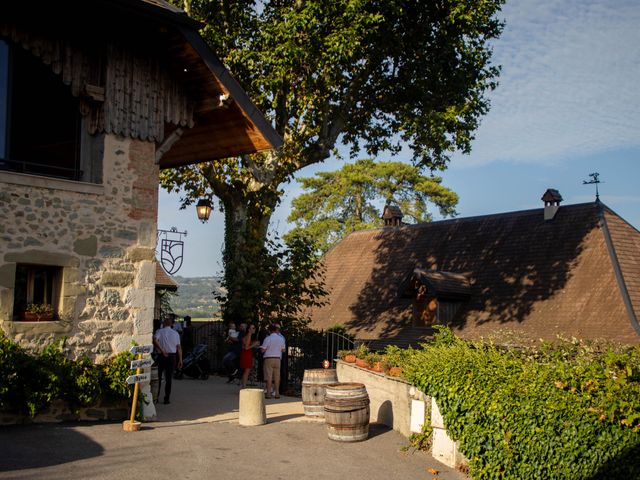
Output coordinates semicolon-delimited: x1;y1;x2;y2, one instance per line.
0;23;194;143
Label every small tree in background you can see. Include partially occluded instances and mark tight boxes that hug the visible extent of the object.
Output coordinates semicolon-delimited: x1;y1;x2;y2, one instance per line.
286;159;458;254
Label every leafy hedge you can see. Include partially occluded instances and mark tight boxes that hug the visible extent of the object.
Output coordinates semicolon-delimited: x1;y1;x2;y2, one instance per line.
0;334;135;417
400;327;640;479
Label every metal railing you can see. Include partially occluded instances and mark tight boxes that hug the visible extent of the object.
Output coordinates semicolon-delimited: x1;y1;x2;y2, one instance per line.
188;324;355;395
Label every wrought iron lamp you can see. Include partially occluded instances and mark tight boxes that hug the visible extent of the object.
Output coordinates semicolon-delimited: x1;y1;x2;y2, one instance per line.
196;199;212;223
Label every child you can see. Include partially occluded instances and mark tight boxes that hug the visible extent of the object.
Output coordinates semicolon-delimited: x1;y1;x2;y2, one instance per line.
226;322;238;341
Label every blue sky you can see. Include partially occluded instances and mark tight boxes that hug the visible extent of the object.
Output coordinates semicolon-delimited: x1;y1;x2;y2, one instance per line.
159;0;640;278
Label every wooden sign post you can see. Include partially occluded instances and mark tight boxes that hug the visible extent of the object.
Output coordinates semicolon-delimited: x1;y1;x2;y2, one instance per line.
123;345;153;432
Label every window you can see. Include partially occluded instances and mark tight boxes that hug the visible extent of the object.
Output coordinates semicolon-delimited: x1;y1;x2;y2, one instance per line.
13;264;62;321
0;38;101;183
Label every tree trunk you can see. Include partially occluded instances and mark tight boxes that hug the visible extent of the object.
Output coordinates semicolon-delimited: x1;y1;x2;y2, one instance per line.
221;191;274;324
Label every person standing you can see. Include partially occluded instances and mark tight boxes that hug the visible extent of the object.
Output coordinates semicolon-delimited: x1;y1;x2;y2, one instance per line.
240;324;258;388
223;322;246;383
261;323;286;399
182;316;194;356
153;317;183;404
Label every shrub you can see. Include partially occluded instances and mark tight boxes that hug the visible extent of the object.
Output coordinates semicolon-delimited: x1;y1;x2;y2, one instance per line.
0;333;135;416
400;328;640;479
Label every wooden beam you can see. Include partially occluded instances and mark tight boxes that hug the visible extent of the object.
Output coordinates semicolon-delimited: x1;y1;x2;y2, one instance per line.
155;128;184;164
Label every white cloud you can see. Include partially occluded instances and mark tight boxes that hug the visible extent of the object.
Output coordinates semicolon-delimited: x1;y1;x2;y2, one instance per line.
455;0;640;167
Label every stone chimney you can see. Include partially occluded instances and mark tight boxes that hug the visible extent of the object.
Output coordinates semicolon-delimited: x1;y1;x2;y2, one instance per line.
541;188;563;221
382;204;403;226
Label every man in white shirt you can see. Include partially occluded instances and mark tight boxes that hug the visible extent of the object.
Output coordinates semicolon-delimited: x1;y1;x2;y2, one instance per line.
260;323;286;399
153;317;183;404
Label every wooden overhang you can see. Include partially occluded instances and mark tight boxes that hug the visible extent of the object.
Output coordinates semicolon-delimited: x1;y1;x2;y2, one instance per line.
157;26;283;168
111;0;283;168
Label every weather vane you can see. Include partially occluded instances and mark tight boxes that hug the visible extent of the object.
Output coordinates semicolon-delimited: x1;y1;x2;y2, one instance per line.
582;172;603;202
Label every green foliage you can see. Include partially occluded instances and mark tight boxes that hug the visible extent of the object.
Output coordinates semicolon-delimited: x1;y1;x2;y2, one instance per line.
286;159;459;253
216;234;327;335
161;0;504;323
25;303;53;315
380;345;410;369
399;330;640;479
0;334;134;416
100;350;135;403
354;343;370;359
38;339;102;412
408;416;434;452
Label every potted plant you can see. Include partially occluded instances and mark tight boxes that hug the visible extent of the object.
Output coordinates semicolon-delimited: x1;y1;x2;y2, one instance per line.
338;349;356;363
382;345;405;377
24;303;54;321
366;353;384;373
354;344;370;368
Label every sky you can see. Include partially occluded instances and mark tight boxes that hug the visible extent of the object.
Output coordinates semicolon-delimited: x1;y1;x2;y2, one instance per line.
158;0;640;278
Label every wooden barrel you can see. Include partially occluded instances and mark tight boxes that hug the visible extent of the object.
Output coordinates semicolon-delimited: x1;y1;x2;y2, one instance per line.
301;369;338;417
324;383;370;442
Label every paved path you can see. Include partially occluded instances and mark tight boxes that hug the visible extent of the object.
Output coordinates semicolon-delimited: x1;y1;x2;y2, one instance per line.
0;377;466;480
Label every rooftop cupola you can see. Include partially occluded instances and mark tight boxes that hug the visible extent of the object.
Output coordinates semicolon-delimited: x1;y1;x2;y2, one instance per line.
382;203;403;227
541;188;563;221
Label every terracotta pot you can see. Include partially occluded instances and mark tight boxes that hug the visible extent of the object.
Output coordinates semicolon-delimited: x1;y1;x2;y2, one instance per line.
388;367;403;377
23;312;54;322
368;362;384;373
355;358;368;369
344;354;356;363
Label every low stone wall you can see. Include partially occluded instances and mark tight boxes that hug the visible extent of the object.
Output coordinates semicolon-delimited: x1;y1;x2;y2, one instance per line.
336;360;428;437
336;360;468;470
0;399;129;426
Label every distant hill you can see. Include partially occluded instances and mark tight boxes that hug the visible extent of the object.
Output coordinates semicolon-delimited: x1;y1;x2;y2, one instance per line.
168;276;225;319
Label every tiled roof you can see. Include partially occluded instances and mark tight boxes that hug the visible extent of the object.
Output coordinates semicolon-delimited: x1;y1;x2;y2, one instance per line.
309;202;640;344
156;262;178;291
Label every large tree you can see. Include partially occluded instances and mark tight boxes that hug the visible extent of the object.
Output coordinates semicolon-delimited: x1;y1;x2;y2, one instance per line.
285;159;458;254
161;0;505;322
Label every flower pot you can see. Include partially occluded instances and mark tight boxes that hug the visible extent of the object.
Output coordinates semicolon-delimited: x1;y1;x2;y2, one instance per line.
344;354;356;363
368;362;383;373
23;312;54;322
388;367;403;377
355;358;368;369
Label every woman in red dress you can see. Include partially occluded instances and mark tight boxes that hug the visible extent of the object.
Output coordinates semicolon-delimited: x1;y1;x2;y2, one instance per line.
240;324;257;388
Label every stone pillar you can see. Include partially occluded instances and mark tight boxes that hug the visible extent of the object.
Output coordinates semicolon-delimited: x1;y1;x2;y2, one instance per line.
239;388;266;426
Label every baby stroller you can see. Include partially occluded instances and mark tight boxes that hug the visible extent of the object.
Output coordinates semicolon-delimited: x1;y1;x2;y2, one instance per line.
174;344;210;380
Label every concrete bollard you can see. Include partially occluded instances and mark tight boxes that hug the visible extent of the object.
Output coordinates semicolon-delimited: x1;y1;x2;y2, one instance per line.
239;388;267;426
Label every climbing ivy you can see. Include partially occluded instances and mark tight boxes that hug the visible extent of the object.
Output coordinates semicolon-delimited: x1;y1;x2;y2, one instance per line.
400;327;640;479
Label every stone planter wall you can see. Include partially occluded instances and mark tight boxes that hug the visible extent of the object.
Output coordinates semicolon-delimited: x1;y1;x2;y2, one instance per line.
336;360;428;437
336;360;468;470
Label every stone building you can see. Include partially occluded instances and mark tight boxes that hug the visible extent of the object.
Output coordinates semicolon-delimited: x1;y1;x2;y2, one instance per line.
0;1;280;361
309;191;640;348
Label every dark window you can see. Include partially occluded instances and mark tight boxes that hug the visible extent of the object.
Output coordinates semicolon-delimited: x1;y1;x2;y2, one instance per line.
13;264;62;321
0;38;82;180
0;40;7;158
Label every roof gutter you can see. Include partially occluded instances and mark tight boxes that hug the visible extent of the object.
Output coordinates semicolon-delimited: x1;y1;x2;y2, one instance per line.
599;205;640;336
177;25;284;151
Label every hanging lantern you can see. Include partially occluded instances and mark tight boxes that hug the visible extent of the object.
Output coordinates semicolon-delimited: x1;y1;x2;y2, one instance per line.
196;199;212;223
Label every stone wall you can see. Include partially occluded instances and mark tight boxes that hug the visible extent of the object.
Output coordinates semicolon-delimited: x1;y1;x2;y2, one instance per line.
0;134;158;362
336;361;469;470
336;360;428;437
